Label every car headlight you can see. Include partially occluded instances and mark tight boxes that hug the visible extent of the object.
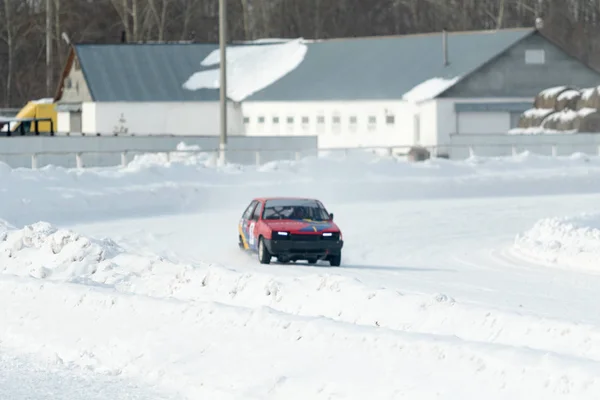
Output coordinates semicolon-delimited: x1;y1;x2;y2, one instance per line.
275;231;289;237
322;232;341;240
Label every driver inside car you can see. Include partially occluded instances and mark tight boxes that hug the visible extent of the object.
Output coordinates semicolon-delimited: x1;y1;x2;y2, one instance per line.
291;207;307;220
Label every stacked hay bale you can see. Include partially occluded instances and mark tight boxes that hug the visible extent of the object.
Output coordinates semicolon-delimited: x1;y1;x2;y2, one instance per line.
516;86;574;131
513;85;600;134
534;86;576;109
556;88;582;111
540;109;578;132
517;108;553;129
576;107;600;132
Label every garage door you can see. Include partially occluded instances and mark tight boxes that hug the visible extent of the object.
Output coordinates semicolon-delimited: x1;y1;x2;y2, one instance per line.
457;112;510;134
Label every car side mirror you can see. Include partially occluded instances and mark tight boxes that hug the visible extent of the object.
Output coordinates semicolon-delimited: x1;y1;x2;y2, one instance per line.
329;213;334;220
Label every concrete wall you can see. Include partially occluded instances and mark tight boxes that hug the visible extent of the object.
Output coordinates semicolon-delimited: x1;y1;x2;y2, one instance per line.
242;100;420;149
442;32;600;98
449;133;600;159
80;102;245;136
0;135;318;168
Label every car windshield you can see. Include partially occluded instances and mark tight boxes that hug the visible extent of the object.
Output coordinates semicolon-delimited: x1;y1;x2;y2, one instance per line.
262;199;330;221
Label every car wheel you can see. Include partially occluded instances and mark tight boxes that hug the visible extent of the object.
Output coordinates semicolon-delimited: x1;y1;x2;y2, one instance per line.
258;237;271;264
328;253;341;267
307;257;318;265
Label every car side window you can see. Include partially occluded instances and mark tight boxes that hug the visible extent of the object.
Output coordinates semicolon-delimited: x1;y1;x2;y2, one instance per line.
251;202;263;220
242;201;257;220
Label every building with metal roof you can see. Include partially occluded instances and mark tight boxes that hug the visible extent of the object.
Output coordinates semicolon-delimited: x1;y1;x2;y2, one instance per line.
53;27;600;151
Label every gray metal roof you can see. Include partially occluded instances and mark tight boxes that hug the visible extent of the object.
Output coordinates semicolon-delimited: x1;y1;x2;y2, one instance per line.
75;43;221;102
246;28;535;101
75;28;535;102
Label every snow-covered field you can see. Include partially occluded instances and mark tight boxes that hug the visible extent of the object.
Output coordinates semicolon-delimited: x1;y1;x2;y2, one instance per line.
3;149;600;398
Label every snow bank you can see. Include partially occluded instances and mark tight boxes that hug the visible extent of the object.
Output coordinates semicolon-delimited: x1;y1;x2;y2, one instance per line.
0;222;124;280
10;276;600;399
513;213;600;271
507;126;565;134
4;222;600;398
402;76;460;103
183;38;307;101
4;147;600;227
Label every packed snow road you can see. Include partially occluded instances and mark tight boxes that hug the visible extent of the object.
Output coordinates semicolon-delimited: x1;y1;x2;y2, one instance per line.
58;191;600;398
69;192;600;324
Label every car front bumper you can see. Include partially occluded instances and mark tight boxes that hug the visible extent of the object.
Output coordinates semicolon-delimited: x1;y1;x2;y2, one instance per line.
264;236;343;258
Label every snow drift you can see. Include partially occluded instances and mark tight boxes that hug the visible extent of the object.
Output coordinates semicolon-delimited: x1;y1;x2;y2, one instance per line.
3;148;600;227
513;212;600;271
4;222;600;398
6;148;600;398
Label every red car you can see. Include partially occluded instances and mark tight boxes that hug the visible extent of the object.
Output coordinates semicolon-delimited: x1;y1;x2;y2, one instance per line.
238;197;343;266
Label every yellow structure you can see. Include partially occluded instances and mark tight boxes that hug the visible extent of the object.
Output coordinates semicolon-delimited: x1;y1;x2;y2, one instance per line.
10;99;57;134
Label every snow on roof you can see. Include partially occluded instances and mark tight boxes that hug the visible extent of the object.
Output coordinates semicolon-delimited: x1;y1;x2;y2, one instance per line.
182;38;308;102
75;28;536;102
401;76;460;103
236;38;301;44
31;98;54;104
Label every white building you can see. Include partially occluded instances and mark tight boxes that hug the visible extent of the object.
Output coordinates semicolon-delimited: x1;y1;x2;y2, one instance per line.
236;28;600;153
54;42;245;136
54;28;600;154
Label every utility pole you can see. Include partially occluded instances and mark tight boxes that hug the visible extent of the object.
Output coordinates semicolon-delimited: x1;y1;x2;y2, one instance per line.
46;0;52;98
218;0;228;165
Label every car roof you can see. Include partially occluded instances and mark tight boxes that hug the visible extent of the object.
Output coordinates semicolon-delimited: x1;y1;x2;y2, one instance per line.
254;196;319;202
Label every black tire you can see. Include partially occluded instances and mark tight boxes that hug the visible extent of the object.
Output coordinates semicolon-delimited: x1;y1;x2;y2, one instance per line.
258;237;271;264
307;258;318;265
328;253;341;267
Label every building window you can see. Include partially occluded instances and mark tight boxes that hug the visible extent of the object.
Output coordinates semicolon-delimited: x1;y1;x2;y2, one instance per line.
368;116;376;132
301;116;309;124
287;116;294;124
332;116;341;124
386;115;395;125
525;49;545;64
272;116;279;124
316;115;325;134
243;117;250;124
349;116;358;133
258;116;265;124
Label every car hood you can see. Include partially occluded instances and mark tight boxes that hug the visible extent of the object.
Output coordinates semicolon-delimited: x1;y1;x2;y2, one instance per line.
264;220;339;233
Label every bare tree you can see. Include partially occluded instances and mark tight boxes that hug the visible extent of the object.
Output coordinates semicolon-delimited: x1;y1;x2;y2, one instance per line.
1;0;600;107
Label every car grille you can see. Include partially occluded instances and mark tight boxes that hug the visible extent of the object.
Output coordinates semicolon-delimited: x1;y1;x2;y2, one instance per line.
289;233;340;241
